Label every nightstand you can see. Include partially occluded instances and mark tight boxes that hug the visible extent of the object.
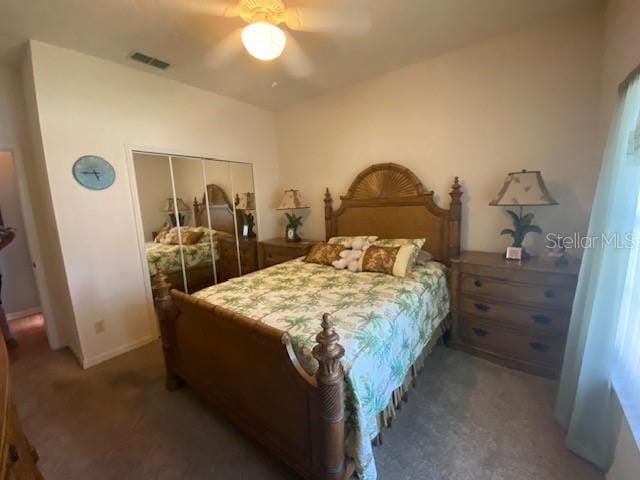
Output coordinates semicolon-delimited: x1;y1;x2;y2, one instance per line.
258;238;318;269
218;236;258;282
449;251;580;379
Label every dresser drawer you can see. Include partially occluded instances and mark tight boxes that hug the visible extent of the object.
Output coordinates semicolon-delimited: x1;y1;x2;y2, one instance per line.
461;274;575;308
461;315;564;368
460;295;570;336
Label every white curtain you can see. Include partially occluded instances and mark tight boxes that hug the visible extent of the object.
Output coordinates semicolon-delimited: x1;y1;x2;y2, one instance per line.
555;73;640;469
613;119;640;440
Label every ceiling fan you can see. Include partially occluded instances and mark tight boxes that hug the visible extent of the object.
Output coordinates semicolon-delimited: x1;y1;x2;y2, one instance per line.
139;0;371;78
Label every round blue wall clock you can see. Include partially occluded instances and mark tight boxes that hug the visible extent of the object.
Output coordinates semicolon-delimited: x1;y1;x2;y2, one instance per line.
72;155;116;190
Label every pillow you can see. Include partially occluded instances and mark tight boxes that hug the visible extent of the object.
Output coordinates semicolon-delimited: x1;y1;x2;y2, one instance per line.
327;236;378;248
359;245;416;277
304;243;344;266
181;229;205;245
153;225;171;243
413;250;434;266
373;238;426;266
159;227;204;245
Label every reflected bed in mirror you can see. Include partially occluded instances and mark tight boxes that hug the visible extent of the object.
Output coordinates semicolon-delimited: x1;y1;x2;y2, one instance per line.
132;151;257;295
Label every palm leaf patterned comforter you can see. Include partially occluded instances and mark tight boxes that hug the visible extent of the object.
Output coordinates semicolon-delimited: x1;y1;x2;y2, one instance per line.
146;242;217;276
193;259;449;480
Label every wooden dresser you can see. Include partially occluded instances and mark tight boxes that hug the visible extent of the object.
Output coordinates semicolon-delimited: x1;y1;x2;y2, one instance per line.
449;251;580;379
217;236;258;281
258;238;317;269
0;338;43;479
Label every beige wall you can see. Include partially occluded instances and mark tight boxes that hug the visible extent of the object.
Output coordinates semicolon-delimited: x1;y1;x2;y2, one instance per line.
23;41;280;367
603;0;640;477
276;9;604;254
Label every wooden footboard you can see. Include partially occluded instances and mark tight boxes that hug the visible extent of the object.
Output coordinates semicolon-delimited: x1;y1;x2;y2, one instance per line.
152;271;355;480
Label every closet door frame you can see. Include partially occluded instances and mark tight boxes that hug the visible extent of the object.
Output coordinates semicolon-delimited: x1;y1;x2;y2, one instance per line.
125;145;257;336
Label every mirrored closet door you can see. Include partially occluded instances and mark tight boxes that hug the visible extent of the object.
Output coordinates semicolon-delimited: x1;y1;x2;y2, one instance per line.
132;151;257;295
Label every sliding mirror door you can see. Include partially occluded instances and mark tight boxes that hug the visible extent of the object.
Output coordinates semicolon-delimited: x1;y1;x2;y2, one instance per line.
133;152;256;296
133;152;193;292
231;163;257;240
202;160;241;282
169;155;220;293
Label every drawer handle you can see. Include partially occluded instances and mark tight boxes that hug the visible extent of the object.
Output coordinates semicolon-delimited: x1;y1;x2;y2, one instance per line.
473;303;491;312
544;289;556;299
8;444;19;463
473;279;483;288
472;327;489;337
529;341;550;352
531;314;552;325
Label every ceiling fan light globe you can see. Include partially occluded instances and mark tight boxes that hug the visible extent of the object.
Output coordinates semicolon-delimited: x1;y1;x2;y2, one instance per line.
241;22;286;61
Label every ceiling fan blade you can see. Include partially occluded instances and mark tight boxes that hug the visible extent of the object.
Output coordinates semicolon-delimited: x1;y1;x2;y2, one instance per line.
204;28;244;69
284;6;371;36
137;0;240;18
281;32;314;79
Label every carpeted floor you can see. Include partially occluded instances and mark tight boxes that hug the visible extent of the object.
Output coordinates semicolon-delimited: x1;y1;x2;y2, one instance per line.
9;324;603;480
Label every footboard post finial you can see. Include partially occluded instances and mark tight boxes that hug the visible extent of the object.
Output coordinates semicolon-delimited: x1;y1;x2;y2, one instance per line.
312;313;346;480
324;188;333;241
151;266;182;391
448;177;463;260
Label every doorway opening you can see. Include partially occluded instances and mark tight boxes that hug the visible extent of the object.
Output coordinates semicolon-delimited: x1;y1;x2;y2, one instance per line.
0;150;49;361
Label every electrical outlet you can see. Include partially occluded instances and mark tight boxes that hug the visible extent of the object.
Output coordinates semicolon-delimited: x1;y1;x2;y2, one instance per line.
94;320;105;334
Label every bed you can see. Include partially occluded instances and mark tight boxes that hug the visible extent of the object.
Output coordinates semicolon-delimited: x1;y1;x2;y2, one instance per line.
152;163;463;480
146;183;236;292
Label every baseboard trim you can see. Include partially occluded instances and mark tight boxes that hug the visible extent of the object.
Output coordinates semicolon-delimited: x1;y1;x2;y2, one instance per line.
6;307;42;321
82;335;156;369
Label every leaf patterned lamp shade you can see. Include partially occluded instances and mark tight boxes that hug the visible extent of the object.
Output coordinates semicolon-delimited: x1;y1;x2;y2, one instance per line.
277;189;309;210
489;170;558;207
236;192;256;211
163;197;190;212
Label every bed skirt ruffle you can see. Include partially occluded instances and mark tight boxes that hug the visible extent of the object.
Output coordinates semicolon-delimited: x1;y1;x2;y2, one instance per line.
373;318;450;445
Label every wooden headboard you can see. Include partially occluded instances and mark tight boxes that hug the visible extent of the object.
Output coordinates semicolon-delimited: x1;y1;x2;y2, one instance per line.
324;163;462;265
193;184;236;234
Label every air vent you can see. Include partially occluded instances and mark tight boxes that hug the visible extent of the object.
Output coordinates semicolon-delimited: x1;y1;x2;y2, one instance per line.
128;52;171;70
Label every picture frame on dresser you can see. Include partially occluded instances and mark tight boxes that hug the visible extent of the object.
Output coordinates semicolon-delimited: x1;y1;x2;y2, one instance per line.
448;251;580;379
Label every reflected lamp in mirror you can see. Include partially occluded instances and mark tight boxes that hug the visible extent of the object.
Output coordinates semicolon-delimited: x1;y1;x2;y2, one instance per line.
489;170;558;259
277;189;309;242
163;197;191;227
235;192;257;238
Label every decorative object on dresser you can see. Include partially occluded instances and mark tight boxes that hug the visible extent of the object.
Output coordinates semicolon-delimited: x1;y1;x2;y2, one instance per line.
218;235;258;281
235;192;257;237
490;170;557;259
277;189;309;241
163;197;190;227
258;237;317;269
0;333;44;479
449;251;580;379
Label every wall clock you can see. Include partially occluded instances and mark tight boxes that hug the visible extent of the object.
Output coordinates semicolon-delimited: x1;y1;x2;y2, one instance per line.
72;155;116;191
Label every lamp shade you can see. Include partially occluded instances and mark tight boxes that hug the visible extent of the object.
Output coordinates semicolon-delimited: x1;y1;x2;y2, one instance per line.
163;197;190;212
489;170;558;207
236;192;256;211
277;189;309;210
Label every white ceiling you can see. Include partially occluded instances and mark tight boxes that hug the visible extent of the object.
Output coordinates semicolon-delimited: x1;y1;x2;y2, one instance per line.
0;0;602;110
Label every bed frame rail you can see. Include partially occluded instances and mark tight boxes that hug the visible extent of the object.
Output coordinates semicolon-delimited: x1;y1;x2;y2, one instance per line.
153;271;354;480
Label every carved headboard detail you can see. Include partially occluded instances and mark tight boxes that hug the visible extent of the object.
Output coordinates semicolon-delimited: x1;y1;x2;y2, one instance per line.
193;184;236;234
324;163;462;265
